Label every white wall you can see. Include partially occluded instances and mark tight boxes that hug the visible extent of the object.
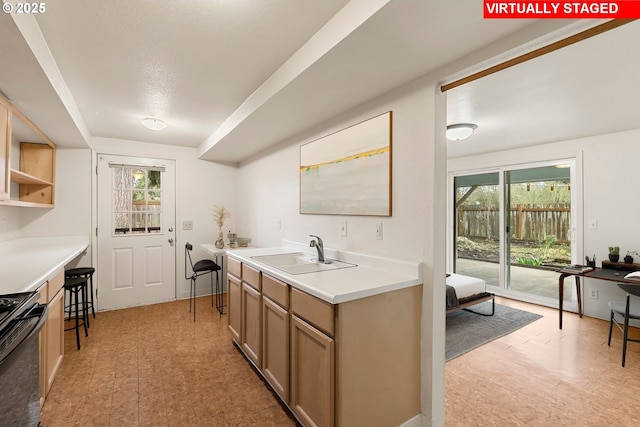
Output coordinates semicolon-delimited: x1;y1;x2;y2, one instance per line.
90;137;239;300
0;148;93;265
237;82;434;260
448;128;640;321
234;76;446;426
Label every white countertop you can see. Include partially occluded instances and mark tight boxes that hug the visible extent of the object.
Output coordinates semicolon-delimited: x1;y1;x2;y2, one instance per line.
0;235;90;294
201;243;255;257
225;242;422;304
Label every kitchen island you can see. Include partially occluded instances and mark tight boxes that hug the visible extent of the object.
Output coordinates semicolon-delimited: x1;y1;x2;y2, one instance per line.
225;241;422;427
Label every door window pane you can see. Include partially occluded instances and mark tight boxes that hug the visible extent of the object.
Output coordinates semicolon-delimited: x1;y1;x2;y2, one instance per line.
112;167;163;235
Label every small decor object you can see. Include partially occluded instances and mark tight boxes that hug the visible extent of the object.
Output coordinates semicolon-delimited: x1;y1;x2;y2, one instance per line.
609;246;620;263
227;232;237;248
236;237;251;247
625;251;639;264
212;205;232;249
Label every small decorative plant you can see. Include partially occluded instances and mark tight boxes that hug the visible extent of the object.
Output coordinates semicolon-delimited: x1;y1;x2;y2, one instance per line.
609;246;620;262
625;250;639;264
212;205;232;248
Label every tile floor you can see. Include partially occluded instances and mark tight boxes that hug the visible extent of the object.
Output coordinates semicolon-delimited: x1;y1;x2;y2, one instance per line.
446;297;640;426
40;297;297;427
42;295;640;426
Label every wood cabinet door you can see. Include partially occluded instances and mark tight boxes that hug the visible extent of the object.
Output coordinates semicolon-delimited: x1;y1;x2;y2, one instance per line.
290;314;334;427
241;282;262;367
0;95;10;200
45;288;64;396
227;274;241;343
262;296;289;401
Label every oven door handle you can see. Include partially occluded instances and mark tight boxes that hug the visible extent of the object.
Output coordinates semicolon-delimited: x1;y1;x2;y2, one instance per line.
0;303;48;364
16;303;47;321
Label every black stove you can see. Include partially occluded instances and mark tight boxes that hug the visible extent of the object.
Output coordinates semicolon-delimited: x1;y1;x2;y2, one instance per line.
0;289;46;427
0;292;35;330
0;297;19;312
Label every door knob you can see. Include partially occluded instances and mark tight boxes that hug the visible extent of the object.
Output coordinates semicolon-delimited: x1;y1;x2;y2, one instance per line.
168;238;174;244
168;227;174;232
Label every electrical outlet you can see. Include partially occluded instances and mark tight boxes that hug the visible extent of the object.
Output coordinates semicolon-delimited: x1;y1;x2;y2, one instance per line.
340;221;347;237
375;222;383;240
590;289;598;299
276;219;281;230
182;220;193;231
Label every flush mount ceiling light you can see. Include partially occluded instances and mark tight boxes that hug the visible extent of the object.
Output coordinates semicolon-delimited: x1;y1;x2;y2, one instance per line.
140;118;167;131
446;123;477;141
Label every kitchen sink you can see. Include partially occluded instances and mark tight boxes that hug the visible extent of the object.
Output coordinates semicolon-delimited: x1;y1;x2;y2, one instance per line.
251;252;356;275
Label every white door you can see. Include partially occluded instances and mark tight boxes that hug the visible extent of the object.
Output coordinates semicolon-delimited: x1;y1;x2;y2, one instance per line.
97;154;176;311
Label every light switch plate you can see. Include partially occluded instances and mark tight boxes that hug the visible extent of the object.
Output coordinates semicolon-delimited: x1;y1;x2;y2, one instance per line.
340;221;347;237
375;222;383;240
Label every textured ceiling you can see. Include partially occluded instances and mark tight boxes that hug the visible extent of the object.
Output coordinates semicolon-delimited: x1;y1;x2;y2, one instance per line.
32;0;350;148
4;2;625;164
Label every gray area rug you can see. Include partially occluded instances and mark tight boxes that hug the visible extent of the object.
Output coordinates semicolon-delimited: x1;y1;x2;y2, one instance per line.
446;302;542;361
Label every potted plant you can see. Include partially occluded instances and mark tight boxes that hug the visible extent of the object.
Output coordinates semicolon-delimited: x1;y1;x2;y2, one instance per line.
625;251;639;264
608;246;620;262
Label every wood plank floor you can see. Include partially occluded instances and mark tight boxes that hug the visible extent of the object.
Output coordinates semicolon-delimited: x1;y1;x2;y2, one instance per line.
41;295;640;426
40;297;297;427
446;297;640;426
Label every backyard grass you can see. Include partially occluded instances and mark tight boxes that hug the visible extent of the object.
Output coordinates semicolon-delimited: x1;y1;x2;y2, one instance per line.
457;236;571;268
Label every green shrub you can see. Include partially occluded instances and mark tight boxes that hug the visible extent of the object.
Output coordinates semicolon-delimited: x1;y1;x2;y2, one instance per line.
515;256;542;266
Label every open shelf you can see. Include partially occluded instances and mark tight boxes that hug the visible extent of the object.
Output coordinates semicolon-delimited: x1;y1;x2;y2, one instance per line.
10;168;53;186
0;101;56;208
1;199;54;208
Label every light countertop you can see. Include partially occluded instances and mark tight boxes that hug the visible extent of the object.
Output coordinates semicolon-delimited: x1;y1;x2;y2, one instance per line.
225;242;422;304
0;235;90;294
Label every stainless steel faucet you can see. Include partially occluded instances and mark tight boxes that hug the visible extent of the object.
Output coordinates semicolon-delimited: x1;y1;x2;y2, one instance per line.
309;234;329;264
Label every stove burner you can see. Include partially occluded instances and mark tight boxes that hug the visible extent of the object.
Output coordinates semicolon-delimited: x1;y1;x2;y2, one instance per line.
0;298;18;313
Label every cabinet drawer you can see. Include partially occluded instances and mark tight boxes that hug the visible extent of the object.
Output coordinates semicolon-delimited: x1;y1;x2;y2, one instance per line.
228;257;242;278
47;269;64;302
291;288;334;337
242;264;261;291
262;274;289;309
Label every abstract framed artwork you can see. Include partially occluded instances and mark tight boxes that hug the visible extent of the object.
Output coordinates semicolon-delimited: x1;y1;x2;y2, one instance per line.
300;111;392;216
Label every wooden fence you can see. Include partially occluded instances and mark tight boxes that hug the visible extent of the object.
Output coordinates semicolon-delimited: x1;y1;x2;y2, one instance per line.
457;204;571;243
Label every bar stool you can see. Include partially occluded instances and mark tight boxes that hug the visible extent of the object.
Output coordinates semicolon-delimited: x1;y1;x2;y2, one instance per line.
185;243;221;321
64;276;89;350
65;267;96;321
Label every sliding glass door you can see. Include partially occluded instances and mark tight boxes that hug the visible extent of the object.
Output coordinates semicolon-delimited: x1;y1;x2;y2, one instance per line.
453;161;575;305
505;164;572;301
453;172;501;287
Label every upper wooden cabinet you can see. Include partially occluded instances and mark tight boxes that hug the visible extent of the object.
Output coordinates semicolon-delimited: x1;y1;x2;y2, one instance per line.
0;92;56;208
